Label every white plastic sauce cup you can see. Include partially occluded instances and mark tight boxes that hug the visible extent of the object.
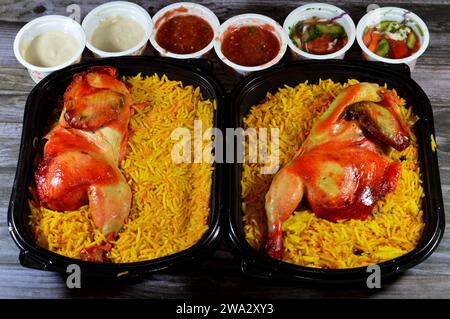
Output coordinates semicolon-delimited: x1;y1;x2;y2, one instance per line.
214;14;288;76
13;15;86;83
150;2;220;59
283;3;356;60
82;1;152;58
356;7;429;70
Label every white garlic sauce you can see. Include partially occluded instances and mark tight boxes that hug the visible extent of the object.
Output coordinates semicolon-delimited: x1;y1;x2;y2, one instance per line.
22;31;80;67
90;16;145;52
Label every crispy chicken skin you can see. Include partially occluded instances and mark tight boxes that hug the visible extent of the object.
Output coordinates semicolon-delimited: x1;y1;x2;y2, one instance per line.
35;66;132;236
265;83;411;259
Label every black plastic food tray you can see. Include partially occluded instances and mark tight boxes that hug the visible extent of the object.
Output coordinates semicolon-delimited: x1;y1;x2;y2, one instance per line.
228;60;445;283
8;56;226;278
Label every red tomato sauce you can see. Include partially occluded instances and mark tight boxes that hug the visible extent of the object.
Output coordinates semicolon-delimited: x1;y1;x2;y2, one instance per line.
221;25;280;67
156;15;214;54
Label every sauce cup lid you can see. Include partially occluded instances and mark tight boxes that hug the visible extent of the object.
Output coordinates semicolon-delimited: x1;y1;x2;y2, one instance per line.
13;15;86;72
283;3;356;60
214;13;288;73
82;1;152;57
356;7;430;64
150;2;220;59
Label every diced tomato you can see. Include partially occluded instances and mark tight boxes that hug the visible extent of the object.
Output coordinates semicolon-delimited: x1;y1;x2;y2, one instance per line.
362;28;373;47
388;40;410;59
305;35;333;55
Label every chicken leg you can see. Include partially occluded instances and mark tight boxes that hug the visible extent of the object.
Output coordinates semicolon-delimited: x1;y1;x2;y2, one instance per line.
35;66;133;237
265;83;411;259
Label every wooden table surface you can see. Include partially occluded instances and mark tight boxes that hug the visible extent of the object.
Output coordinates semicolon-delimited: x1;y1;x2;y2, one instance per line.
0;0;449;299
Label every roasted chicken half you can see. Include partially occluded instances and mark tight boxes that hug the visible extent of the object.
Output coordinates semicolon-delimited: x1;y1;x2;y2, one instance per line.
265;83;411;259
35;66;133;238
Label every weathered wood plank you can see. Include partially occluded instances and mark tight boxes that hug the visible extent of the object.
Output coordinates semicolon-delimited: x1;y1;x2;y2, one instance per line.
0;66;35;93
0;94;26;123
0;262;450;299
0;123;21;168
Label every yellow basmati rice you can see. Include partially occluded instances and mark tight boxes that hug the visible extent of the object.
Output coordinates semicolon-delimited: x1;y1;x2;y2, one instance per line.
241;79;425;269
29;73;214;263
